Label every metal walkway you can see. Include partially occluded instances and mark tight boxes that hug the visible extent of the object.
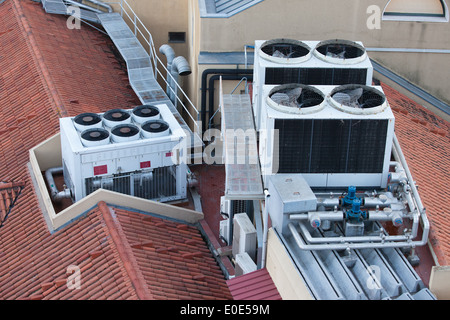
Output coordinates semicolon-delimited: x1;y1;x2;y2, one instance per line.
40;0;203;157
221;93;264;200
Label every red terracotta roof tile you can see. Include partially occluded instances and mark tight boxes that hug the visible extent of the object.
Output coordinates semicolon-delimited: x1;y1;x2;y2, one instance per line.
227;268;282;300
381;83;450;266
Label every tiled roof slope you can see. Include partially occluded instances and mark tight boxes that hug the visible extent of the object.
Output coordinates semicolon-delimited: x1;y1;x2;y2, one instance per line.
382;83;450;266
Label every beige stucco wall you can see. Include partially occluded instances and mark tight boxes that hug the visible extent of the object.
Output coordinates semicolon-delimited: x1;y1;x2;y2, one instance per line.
108;0;449;126
265;228;313;300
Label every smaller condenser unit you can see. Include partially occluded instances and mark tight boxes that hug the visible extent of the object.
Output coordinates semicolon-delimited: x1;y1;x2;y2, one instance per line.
60;104;188;203
232;213;257;261
252;39;374;131
235;252;257;276
259;84;395;189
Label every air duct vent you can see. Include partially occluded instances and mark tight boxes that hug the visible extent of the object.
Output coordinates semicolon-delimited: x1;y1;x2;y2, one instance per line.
314;39;367;64
142;119;170;138
73;113;103;132
103;109;131;127
111;124;140;143
132;105;160;124
80;128;110;147
329;84;387;114
260;39;311;64
267;84;325;114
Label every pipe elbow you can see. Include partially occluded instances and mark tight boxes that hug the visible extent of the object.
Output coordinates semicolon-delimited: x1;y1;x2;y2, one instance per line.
159;44;176;64
171;56;191;76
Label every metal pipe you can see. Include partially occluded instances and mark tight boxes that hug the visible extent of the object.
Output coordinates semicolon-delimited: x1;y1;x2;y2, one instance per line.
200;69;253;132
84;0;113;13
261;189;270;269
170;56;191;106
392;134;430;243
45;167;72;202
297;221;410;244
159;44;176;97
289;222;425;251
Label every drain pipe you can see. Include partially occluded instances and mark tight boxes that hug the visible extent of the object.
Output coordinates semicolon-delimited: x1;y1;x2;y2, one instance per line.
201;69;254;132
45;167;72;202
170;56;191;106
261;189;270;269
159;44;176;98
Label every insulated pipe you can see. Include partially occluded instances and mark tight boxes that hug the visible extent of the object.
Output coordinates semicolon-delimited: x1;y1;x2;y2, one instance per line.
201;69;253;132
392;134;430;243
261;189;270;269
296;221;411;245
159;44;176;97
289;222;424;251
170;56;191;105
45;167;72;202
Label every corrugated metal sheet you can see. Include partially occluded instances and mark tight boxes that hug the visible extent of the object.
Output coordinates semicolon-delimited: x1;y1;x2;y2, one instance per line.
226;268;282;300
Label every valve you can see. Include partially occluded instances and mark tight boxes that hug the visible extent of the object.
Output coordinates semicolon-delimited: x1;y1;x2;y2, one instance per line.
345;199;368;223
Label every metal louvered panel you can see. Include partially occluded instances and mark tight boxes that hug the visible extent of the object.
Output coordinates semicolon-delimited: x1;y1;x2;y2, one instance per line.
265;68;368;86
85;166;178;201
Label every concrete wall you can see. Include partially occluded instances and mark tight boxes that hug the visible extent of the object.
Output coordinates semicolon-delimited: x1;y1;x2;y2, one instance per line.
265;228;313;300
429;266;450;300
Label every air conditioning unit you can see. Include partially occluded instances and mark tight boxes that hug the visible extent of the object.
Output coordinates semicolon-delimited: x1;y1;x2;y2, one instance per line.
60;104;188;203
235;252;257;277
232;213;257;260
259;83;395;189
252;39;374;131
219;219;230;244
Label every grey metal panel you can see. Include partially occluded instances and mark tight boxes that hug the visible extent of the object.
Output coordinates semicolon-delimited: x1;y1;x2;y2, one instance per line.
379;247;425;293
359;248;406;297
412;288;437;300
